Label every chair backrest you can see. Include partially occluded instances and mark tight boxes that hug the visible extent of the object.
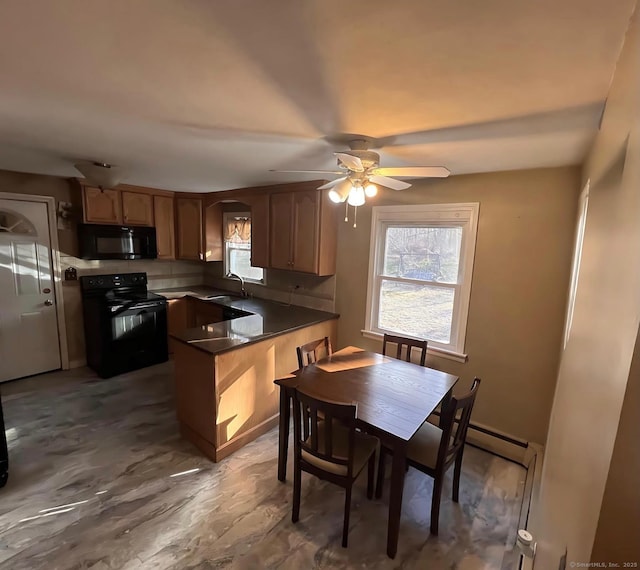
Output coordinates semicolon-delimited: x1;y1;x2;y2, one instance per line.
291;387;357;478
296;336;332;368
437;378;481;469
382;333;428;366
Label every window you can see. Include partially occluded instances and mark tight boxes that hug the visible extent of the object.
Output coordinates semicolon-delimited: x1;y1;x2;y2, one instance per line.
563;181;589;349
364;203;479;359
223;212;264;283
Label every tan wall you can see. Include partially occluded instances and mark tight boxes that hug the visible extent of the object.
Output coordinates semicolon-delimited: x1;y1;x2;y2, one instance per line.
334;166;580;444
0;169;204;366
533;11;640;568
0;169;78;255
591;329;640;563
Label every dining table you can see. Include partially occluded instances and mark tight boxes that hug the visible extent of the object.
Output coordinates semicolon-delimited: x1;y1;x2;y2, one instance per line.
274;346;459;558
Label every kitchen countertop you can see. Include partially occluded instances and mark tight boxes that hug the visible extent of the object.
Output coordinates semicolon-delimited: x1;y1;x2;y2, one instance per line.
153;286;339;356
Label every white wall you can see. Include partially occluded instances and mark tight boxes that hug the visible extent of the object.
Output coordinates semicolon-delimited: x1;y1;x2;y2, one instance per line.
533;7;640;567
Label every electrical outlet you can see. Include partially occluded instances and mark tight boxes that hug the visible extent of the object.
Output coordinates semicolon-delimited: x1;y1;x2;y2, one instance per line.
64;267;78;281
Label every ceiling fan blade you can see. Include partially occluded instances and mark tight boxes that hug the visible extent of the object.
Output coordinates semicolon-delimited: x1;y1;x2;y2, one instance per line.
334;152;364;172
317;177;348;190
369;175;412;191
269;169;344;174
371;166;450;178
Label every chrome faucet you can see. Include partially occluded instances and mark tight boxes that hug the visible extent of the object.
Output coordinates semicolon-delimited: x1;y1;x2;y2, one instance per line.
226;272;248;298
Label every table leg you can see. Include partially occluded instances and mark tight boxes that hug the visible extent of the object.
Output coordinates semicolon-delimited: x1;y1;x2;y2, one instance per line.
439;387;454;428
277;387;290;482
387;439;407;558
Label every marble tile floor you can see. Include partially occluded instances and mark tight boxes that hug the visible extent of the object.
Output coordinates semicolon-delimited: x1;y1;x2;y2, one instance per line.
0;362;526;569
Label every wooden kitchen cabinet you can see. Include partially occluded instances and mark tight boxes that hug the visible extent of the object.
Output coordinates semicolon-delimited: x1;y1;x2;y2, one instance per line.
153;195;176;259
269;189;337;275
203;202;223;262
176;197;203;260
168;297;226;353
269;192;294;270
191;298;225;327
167;298;189;354
82;187;122;224
122;191;154;226
175;197;223;262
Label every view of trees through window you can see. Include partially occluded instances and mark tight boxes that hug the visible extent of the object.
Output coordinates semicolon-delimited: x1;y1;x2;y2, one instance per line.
224;214;264;282
227;242;264;282
378;225;462;343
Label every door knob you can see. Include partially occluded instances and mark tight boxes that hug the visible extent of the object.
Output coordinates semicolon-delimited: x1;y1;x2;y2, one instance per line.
44;299;53;306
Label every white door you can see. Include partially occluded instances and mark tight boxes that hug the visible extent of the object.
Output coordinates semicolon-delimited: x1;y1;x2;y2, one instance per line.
0;199;61;381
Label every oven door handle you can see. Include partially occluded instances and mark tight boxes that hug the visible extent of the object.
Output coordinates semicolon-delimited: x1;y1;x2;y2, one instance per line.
130;302;164;310
113;303;165;316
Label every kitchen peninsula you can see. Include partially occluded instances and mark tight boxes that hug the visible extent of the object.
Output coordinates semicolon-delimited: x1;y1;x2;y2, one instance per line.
162;289;338;462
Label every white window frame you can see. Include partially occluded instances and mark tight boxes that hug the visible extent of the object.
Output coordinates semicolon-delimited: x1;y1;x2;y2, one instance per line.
363;203;479;362
563;180;589;349
223;212;265;285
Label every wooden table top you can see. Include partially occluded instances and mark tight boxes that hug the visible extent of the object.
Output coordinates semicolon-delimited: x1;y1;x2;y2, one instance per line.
276;347;459;442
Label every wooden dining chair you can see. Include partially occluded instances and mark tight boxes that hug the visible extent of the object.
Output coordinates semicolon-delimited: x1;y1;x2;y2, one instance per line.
376;377;481;535
291;388;379;547
382;333;428;366
296;336;332;368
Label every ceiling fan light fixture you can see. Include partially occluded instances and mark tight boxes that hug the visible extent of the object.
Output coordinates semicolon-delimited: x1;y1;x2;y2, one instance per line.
327;179;352;203
364;183;378;197
347;185;365;207
74;161;123;189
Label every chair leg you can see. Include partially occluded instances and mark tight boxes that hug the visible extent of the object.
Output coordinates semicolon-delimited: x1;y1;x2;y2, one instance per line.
292;459;301;523
367;453;375;500
453;448;464;503
375;447;386;499
430;474;444;535
342;485;352;547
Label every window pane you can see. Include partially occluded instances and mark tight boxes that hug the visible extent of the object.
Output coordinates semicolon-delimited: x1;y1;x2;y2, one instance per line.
378;279;454;343
383;226;462;284
229;246;263;282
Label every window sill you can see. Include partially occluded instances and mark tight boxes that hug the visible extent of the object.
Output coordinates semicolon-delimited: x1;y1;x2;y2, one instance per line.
360;330;468;363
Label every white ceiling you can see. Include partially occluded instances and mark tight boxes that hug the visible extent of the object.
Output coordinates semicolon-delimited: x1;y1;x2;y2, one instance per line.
0;0;635;192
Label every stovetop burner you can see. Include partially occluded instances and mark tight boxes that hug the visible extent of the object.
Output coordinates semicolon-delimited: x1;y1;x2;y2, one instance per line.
105;290;165;305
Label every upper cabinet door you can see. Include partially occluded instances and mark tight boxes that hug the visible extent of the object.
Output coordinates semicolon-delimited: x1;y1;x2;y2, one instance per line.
176;198;203;261
83;187;122;224
292;190;319;273
122;191;154;226
269;192;294;270
153;195;176;260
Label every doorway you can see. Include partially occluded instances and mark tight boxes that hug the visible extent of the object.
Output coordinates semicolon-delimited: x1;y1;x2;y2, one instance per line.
0;195;67;382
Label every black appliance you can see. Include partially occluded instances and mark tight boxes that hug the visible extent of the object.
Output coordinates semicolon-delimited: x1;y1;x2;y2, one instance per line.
80;272;168;378
77;223;157;260
0;390;8;488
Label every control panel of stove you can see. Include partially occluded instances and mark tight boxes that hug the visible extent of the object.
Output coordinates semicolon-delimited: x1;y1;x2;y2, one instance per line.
80;272;147;291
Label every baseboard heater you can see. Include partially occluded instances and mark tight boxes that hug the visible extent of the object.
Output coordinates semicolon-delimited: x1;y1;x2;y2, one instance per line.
430;410;529;464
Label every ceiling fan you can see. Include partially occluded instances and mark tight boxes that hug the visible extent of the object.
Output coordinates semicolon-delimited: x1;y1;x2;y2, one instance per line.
270;137;450;207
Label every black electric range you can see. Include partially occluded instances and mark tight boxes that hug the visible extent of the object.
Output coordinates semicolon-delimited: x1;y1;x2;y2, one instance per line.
80;273;168;378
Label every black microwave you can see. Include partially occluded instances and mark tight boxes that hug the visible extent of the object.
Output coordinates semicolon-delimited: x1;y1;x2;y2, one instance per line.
78;224;158;260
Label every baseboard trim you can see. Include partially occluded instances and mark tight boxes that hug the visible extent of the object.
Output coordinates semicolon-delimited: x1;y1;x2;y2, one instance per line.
216;414;280;462
69;359;87;369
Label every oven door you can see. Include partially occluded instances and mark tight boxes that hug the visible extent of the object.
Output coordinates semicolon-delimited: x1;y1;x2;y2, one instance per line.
101;301;168;377
78;224;158;260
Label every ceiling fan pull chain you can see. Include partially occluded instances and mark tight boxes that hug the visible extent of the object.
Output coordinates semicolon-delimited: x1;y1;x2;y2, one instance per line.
353;206;358;228
344;202;349;223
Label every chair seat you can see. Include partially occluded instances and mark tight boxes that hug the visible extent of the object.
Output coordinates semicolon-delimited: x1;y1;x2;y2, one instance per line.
302;424;379;477
406;421;444;470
